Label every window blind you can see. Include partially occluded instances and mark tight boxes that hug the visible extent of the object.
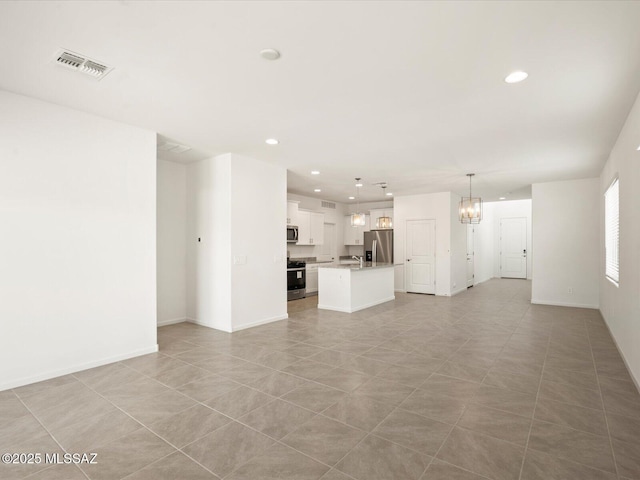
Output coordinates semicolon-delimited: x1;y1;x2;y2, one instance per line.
605;178;619;284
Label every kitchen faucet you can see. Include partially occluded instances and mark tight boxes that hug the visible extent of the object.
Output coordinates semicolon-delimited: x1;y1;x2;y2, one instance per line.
352;255;363;268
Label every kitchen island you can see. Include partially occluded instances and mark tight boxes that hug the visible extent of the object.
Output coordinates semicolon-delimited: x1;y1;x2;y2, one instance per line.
318;263;395;313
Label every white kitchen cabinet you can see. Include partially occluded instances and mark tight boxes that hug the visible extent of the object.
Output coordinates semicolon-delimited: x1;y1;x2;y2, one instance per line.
343;214;370;245
297;210;324;245
309;212;324;245
306;263;318;294
287;201;299;226
369;208;393;229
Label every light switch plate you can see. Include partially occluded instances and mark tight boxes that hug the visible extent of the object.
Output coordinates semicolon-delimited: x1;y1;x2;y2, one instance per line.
233;255;247;265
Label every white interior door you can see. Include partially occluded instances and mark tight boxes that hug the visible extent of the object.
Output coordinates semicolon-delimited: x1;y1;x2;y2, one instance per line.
406;219;436;294
318;223;336;262
467;225;475;287
500;217;527;279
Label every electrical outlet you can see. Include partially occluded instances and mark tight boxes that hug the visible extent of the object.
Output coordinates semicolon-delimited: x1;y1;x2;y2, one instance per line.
568;287;573;294
233;255;247;265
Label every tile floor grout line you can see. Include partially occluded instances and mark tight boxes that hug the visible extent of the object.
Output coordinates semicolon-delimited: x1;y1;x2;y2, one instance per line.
138;362;429;479
586;314;622;480
311;398;425;480
12;391;91;480
418;293;533;478
517;306;559;480
11;282;630;480
410;335;476;476
70;371;224;480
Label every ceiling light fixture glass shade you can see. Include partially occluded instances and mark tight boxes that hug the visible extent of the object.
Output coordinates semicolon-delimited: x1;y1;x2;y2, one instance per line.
376;185;392;229
351;177;366;227
459;173;482;224
351;213;366;227
376;216;392;229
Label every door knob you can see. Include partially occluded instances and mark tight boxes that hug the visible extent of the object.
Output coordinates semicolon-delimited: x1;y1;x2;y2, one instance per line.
407;259;412;262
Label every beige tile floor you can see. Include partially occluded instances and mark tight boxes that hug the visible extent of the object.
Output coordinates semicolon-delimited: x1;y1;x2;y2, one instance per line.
2;279;640;479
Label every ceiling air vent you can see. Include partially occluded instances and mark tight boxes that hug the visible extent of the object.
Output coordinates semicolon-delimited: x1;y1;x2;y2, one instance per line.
56;51;84;69
321;201;336;209
80;60;109;78
158;142;192;154
53;49;113;80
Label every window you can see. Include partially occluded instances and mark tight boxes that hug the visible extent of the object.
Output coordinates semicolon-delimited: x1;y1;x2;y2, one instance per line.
605;178;619;285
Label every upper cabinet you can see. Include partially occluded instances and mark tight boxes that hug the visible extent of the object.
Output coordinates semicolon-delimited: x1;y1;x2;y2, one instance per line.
369;208;394;229
287;201;299;226
343;214;370;245
297;210;324;245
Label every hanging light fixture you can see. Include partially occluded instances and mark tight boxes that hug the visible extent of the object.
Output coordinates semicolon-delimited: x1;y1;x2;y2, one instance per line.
377;185;393;229
351;177;366;227
459;173;483;224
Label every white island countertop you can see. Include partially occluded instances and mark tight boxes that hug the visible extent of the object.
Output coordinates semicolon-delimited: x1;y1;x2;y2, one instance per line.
318;263;395;313
320;263;395;271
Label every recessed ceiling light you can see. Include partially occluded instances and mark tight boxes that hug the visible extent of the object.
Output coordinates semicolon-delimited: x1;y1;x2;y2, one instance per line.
355;182;363;188
260;48;281;61
505;71;528;84
386;192;393;196
265;138;279;145
311;170;320;175
348;196;355;200
314;189;321;193
499;197;506;200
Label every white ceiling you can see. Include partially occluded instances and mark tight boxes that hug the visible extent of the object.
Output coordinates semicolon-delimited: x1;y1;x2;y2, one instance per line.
2;1;640;203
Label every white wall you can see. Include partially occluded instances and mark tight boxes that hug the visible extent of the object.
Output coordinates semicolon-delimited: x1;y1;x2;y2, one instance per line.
0;90;157;390
532;178;599;308
231;154;288;330
394;192;452;295
472;204;495;284
450;194;468;295
157;160;187;326
599;91;640;385
187;153;287;332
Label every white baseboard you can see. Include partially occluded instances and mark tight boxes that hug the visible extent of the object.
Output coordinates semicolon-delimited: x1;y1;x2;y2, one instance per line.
185;317;231;332
157;317;187;327
317;304;351;313
232;314;289;332
599;309;640;394
318;295;395;313
186;315;289;333
394;289;407;293
451;286;468;296
531;298;599;309
1;344;158;391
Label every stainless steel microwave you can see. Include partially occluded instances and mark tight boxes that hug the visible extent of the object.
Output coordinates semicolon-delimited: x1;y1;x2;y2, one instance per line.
287;226;299;243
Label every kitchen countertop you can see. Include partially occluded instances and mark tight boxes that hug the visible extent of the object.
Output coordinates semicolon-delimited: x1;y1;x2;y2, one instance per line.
319;263;394;271
289;257;334;264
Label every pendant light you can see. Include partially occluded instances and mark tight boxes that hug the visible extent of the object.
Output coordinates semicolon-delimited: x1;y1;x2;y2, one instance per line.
459;173;483;224
351;178;366;227
376;185;393;229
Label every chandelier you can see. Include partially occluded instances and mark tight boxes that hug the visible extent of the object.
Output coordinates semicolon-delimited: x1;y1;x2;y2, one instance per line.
376;185;392;229
459;173;482;224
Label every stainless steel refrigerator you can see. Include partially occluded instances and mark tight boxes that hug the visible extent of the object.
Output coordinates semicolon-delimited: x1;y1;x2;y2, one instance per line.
364;229;394;264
